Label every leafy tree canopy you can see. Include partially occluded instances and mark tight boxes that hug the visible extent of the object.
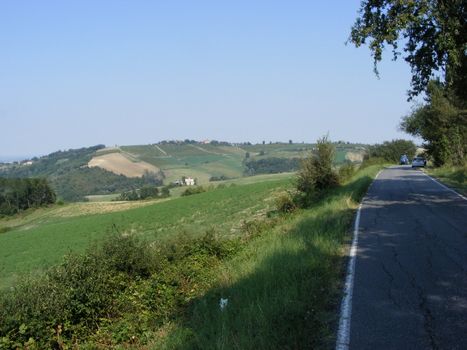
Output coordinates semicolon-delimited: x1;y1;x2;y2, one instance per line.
350;0;467;99
400;81;466;165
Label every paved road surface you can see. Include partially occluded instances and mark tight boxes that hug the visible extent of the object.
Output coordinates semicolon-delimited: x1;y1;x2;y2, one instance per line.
350;166;467;350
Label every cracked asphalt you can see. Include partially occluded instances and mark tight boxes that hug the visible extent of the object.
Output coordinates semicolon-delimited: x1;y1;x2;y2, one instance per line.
349;166;467;350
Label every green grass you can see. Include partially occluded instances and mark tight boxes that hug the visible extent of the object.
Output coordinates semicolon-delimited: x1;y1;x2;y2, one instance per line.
0;177;292;290
0;164;382;348
426;165;467;196
152;165;382;349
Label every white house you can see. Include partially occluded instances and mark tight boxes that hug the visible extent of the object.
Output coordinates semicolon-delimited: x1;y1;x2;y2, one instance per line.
185;177;195;186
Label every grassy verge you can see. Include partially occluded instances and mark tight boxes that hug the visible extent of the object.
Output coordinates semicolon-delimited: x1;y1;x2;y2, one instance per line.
153;165;382;349
425;165;467;196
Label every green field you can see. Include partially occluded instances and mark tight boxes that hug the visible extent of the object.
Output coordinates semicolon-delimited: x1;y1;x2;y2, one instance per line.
0;164;383;348
0;175;293;290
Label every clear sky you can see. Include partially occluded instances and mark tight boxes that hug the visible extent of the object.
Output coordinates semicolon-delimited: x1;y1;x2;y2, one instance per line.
1;0;417;158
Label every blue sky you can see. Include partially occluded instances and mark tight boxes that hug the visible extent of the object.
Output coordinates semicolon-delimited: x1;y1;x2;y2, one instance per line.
1;1;417;158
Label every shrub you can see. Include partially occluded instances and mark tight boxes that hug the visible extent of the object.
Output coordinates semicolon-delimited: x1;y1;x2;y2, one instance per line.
296;135;339;204
275;192;297;213
338;163;356;183
181;186;206;196
0;226;11;234
0;231;240;348
359;156;386;169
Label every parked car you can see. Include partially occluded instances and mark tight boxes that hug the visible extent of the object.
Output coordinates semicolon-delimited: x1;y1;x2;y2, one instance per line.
412;157;426;168
400;154;409;165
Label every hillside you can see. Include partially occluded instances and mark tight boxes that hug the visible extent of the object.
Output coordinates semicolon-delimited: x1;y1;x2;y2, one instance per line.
0;146;163;201
0;141;367;201
103;141;367;183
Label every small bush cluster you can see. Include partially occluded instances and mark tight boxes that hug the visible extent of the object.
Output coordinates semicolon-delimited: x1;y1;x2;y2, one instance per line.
275;192;297;214
296;136;339;206
338;163;356;182
0;231;239;348
209;175;230;182
181;186;206;196
117;185;170;201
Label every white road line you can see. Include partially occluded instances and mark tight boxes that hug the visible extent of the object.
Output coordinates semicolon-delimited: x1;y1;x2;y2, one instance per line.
335;170;382;350
421;171;466;201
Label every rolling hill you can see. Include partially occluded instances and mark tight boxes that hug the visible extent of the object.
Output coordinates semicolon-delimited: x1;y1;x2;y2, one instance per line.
0;141;367;201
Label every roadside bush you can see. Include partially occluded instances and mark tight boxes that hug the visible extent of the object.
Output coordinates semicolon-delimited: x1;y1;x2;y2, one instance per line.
359;156;386;169
100;233;158;277
0;231;241;348
338;163;356;183
296;135;339;205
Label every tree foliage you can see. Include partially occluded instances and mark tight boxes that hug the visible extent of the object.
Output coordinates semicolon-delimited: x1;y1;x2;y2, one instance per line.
244;158;301;175
369;139;417;163
400;81;466;166
350;0;467;99
117;185;169;201
0;178;56;216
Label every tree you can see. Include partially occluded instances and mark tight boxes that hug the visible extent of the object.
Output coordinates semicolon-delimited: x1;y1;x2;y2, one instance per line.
350;0;467;100
400;81;466;166
369;139;417;163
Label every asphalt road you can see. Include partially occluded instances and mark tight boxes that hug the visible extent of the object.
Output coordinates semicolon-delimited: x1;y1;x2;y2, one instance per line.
349;166;467;350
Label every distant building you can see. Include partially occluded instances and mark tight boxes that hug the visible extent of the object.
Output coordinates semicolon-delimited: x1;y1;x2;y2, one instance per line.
185;177;195;186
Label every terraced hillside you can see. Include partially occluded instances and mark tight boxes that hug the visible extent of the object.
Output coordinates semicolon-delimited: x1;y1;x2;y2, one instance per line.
119;143;246;183
89;142;367;184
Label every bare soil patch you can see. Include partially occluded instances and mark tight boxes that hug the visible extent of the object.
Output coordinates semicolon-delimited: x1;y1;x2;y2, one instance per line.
88;152;159;177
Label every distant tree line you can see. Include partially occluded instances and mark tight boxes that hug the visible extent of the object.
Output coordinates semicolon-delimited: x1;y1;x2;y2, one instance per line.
52;168;163;202
158;140;232;146
0;178;56;216
209;175;231;182
117;185;170;201
244;158;301;175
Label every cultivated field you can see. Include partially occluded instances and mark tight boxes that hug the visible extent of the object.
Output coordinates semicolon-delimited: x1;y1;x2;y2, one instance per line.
88;152;160;177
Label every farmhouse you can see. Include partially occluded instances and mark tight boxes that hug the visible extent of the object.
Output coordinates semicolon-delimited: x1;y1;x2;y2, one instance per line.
185;177;195;186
